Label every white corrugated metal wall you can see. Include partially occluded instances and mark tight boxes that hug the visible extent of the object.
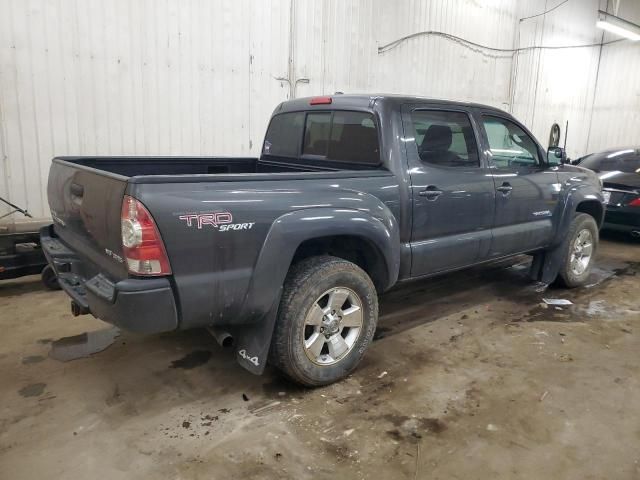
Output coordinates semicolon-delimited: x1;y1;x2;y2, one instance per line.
512;0;640;158
1;0;639;221
0;0;292;220
293;0;517;106
587;0;640;153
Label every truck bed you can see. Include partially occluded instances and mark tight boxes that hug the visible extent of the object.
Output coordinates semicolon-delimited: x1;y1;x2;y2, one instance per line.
47;155;392;282
61;155;379;178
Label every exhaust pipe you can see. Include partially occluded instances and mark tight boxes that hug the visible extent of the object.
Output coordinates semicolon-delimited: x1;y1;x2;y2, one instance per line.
207;327;234;348
631;230;640;238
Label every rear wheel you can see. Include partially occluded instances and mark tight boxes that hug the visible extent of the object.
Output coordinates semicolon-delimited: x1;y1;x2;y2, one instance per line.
557;213;599;288
270;256;378;387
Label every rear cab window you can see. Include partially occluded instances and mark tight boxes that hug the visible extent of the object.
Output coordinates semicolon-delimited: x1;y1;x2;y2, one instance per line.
262;110;381;168
262;112;305;158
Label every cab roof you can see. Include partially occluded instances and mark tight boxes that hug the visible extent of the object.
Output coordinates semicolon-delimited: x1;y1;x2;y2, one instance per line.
276;94;509;116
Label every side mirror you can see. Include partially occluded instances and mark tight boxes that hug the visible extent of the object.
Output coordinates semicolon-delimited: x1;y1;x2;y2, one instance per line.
547;146;567;166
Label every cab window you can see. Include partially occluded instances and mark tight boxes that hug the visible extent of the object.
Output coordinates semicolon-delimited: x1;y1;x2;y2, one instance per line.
482;116;541;168
410;110;479;167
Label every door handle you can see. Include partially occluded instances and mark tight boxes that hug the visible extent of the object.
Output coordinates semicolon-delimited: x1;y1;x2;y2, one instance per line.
419;186;443;200
496;183;513;194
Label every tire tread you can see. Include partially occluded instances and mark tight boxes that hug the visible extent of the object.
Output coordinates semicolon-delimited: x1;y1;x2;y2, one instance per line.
557;213;599;288
269;255;377;386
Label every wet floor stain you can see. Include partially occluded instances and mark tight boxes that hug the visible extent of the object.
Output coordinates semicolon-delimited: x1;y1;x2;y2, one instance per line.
383;414;447;443
22;355;45;364
19;383;46;398
49;327;120;362
517;304;577;323
512;260;640;323
169;350;212;369
613;261;640;277
584;300;608;316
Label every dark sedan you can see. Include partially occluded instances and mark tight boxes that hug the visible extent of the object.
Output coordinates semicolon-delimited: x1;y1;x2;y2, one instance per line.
575;147;640;237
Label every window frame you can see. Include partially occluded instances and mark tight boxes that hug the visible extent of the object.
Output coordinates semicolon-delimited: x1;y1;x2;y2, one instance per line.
408;108;483;170
262;109;383;168
480;114;545;170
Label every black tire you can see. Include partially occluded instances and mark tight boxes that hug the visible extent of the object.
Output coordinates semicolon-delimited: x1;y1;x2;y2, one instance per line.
41;265;61;290
269;255;378;387
557;213;599;288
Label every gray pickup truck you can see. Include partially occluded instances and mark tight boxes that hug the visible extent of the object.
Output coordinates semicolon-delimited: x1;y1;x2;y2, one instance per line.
42;94;604;386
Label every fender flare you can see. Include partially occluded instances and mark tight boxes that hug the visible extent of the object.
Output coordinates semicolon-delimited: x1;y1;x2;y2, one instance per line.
530;183;604;284
553;183;604;248
232;207;400;374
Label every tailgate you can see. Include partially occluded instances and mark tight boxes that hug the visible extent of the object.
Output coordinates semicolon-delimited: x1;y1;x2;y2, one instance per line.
47;159;129;279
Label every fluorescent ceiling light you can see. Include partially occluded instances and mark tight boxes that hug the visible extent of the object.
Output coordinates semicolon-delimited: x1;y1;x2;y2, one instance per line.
596;10;640;41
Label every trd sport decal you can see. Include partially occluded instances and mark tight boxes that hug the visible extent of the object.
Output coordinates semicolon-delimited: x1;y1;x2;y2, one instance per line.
178;212;232;228
178;212;255;232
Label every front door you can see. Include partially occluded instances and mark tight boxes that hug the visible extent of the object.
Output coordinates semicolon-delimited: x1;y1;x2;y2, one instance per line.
478;113;560;257
403;106;495;277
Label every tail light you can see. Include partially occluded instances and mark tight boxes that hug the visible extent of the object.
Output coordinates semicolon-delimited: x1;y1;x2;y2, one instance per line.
121;195;171;275
629;197;640;207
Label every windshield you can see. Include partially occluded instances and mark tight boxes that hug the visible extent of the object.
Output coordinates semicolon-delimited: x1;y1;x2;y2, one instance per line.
579;149;640;173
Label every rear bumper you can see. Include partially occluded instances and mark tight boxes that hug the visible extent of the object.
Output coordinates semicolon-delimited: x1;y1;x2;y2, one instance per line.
40;225;178;333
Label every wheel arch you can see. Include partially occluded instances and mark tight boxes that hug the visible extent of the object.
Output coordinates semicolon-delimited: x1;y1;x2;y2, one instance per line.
244;207;399;316
291;234;390;293
230;207;399;374
555;184;605;246
575;199;604;227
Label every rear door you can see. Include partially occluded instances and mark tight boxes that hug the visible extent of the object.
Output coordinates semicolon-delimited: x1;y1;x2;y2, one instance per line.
477;113;560;257
47;159;129;279
402;105;495;276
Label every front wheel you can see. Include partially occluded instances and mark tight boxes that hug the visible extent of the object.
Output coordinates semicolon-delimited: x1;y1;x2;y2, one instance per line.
269;256;378;387
557;213;599;288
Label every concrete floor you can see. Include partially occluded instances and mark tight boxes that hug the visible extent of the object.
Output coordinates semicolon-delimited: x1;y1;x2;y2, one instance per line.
1;233;639;479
